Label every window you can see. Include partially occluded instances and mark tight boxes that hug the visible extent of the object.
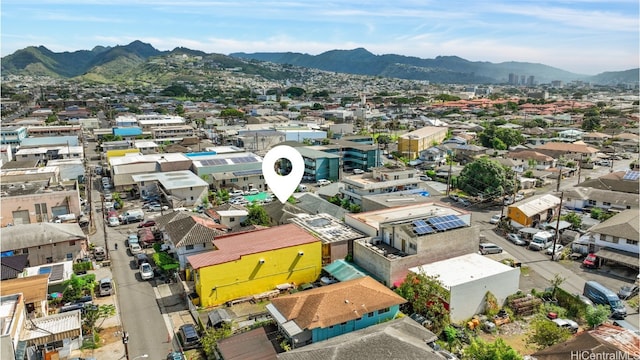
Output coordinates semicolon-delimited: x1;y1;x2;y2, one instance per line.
393;175;399;180
408;174;414;178
230;179;238;183
46;257;53;264
603;202;611;206
409;243;417;250
22;248;28;254
367;312;374;318
341;322;347;326
186;245;194;250
611;237;619;244
66;253;73;260
380;307;390;314
69;241;76;246
587;200;597;206
190;187;193;191
35;203;48;222
230;217;235;222
627;239;638;245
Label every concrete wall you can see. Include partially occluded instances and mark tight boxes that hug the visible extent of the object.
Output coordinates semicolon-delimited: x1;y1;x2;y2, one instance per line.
449;267;520;322
214;173;267;192
354;225;480;286
1;190;82;227
194;241;322;307
12;240;87;266
169;186;208;206
593;233;640;255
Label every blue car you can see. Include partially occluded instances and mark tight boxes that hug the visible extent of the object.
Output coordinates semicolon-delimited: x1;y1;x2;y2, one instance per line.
167;352;185;360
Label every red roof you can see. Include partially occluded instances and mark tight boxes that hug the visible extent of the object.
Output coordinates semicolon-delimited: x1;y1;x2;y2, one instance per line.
187;224;319;269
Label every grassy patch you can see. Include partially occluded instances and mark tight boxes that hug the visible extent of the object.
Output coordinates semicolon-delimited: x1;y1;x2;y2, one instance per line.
520;266;531;276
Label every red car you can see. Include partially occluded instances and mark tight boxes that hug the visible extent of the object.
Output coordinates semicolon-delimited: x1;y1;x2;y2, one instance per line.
137;220;156;228
582;253;598;268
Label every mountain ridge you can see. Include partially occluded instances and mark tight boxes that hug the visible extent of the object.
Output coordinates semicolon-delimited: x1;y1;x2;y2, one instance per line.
2;41;637;85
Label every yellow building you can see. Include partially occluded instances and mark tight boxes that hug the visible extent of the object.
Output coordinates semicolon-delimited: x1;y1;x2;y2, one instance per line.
507;194;561;227
397;126;448;160
187;224;322;307
105;148;140;163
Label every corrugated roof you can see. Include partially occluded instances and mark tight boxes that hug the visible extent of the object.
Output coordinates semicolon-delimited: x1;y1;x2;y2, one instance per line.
269;276;406;330
0;274;49;303
22;310;82;345
187;224;319;269
510;194;561;217
1;223;86;250
216;326;277;360
565;187;639;209
536;141;599;154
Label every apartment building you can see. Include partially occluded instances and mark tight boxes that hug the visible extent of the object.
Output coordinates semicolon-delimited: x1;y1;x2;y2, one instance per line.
340;166;421;206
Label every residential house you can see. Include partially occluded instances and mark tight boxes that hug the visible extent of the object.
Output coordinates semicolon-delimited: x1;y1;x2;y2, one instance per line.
564;187;639;212
26;125;81;138
188;151;266;192
506;149;556;170
215;326;278;360
397;126;448;160
266;276;406;348
340;166;421;207
131;170;208;207
263;193;349;226
155;211;228;270
418;146;448;168
187;224;322;307
278;317;446;360
347;202;479;286
0;126;27;145
207;204;248;231
557;129;585;141
409;253;520;322
507;194;561;228
532;324;640;360
534;141;599;161
585;209;639;270
453;144;489;164
21;309;83;359
0;275;50;318
613;132;640;153
152;125;195;142
582;131;611;146
289;213;365;265
0;172;81;226
133;140;159;154
113;127;144;141
136;114;186;130
0;223;88;265
1;255;29;280
577;170;639;194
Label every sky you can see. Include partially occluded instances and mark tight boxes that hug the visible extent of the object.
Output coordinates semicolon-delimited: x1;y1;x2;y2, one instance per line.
1;0;638;75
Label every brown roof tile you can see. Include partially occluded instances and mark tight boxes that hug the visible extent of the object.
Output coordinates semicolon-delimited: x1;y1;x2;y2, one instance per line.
271;276;406;330
0;274;49;303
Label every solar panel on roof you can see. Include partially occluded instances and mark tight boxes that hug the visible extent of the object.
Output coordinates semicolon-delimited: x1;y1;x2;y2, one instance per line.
412;220;428;227
427;215;466;231
414;224;434;235
623;171;639;181
230;156;258;164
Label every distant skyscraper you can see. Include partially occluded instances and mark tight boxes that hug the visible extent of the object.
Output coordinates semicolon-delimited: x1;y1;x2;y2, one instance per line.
527;76;535;86
520;75;526;85
508;73;516;85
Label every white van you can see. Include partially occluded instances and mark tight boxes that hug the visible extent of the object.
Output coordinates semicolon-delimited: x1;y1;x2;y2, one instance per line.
99;278;113;296
529;231;555;251
297;185;308;192
229;189;244;197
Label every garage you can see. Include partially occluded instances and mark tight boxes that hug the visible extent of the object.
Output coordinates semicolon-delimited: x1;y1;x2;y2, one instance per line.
595;248;639;270
12;210;30;225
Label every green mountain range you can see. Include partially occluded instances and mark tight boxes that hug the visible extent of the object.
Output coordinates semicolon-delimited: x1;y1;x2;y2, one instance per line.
2;41;637;85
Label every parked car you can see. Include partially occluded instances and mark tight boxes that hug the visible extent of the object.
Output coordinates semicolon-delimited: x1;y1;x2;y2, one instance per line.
177;324;201;350
551;318;579;333
546;244;564;255
316;179;331;186
618;285;639;300
419;175;432;181
507;233;527;246
99;278;113;297
514;193;525;202
246;188;260;195
503;196;514;205
129;243;143;255
229;189;244;197
353;169;365;175
137;220;156;228
139;262;154;280
166;352;186;360
103;193;113;201
457;198;471;207
147;204;168;212
479;243;503;255
489;214;501;224
108;217;120;227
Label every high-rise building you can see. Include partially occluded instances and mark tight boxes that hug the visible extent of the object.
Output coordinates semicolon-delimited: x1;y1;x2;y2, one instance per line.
508;73;517;85
520;75;526;85
527;76;535;86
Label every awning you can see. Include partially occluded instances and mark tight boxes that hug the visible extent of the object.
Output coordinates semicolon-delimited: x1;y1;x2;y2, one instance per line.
323;259;368;282
519;227;540;235
596;248;639;269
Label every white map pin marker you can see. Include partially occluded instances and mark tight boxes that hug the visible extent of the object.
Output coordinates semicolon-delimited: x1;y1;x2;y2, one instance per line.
262;145;304;204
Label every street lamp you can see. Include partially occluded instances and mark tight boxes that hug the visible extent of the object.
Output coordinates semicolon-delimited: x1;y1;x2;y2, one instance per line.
132;355;149;360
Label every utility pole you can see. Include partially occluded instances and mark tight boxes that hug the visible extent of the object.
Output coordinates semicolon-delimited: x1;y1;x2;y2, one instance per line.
551;191;564;261
122;331;130;360
576;153;584;184
446;150;453;195
556;166;562;192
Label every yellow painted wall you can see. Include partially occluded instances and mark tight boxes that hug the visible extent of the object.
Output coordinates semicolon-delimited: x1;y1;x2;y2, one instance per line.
195;241;322;307
105;149;140;163
507;206;532;227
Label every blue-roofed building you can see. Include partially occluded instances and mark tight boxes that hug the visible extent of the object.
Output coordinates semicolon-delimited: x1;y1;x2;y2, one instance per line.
113;127;143;139
20;135;79;148
188;152;266;192
1;126;27;145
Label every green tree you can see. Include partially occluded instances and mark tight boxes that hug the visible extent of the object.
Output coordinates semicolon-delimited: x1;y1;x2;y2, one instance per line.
561;212;582;229
285;87;305;97
220;108;244;118
243;204;270;226
494;128;525;148
62;274;97;302
458;158;514;197
585;304;611;329
582;116;601;131
395;272;449;335
526;316;572;350
83;304;116;332
463;338;522;360
200;323;232;358
175;103;185;116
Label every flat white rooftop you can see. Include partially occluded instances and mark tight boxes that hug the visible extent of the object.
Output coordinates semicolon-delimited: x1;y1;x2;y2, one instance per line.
131;170;208;190
409;253;516;289
109;152;189;166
